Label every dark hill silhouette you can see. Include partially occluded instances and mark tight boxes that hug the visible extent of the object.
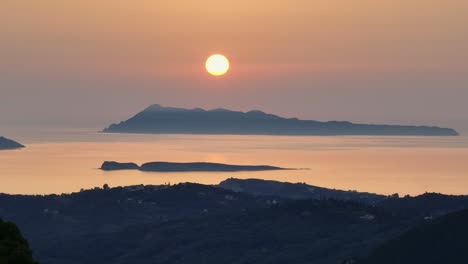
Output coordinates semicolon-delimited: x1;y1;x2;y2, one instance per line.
2;180;468;263
219;178;385;204
102;104;458;136
377;192;468;219
360;209;468;264
0;136;25;150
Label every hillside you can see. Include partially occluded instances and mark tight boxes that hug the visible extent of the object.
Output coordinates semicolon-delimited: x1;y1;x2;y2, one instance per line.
361;209;468;264
2;179;468;263
219;178;385;204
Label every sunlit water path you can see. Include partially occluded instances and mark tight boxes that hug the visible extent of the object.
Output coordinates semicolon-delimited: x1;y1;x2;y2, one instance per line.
1;128;468;195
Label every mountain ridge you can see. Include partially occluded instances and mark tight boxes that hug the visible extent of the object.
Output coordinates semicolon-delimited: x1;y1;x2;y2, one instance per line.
2;179;468;264
103;104;459;136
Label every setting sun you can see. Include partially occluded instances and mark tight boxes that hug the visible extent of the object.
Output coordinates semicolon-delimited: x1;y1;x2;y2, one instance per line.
1;2;468;263
205;54;229;76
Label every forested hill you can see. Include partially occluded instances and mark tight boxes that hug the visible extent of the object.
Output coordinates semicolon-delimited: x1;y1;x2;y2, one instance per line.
2;179;468;263
360;209;468;264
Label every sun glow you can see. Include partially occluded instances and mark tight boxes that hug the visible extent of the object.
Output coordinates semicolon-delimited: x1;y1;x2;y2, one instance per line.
205;54;229;76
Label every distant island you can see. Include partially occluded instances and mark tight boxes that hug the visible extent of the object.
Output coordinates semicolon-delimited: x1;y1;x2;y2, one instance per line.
101;161;286;172
102;104;458;136
0;136;25;150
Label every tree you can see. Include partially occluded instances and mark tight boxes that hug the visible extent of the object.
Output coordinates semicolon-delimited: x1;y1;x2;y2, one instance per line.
0;219;39;264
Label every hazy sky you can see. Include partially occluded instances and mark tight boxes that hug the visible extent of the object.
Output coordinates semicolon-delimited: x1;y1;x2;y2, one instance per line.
1;1;467;132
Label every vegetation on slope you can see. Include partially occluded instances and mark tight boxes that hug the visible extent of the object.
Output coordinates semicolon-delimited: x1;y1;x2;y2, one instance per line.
361;209;468;264
0;219;38;264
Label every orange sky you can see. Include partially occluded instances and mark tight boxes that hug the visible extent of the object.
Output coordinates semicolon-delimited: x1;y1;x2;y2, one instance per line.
1;1;468;131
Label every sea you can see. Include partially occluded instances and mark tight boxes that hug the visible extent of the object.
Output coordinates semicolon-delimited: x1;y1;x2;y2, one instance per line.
1;127;468;196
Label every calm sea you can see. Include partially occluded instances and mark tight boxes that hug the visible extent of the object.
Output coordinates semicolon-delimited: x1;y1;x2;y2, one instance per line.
1;127;468;195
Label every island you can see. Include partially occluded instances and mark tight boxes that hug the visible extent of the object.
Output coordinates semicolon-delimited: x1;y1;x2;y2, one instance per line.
101;161;139;171
100;161;286;172
0;136;25;150
102;104;459;136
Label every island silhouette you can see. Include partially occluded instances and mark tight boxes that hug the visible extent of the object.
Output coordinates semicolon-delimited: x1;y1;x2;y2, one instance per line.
0;136;25;150
101;161;286;172
103;104;458;136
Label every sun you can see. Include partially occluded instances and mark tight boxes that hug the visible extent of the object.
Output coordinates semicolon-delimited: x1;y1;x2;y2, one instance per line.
205;54;229;76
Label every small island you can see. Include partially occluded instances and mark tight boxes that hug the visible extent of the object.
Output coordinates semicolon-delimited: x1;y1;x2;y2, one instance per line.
0;136;25;150
102;104;459;136
101;161;286;172
101;161;140;171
